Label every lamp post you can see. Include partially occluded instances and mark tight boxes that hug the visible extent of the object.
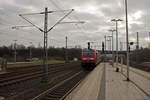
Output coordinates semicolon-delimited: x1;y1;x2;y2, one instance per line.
107;36;112;51
111;19;123;72
29;42;32;61
120;42;123;51
104;35;107;51
108;29;116;67
149;32;150;48
65;36;68;63
104;36;107;62
125;0;130;81
13;40;17;63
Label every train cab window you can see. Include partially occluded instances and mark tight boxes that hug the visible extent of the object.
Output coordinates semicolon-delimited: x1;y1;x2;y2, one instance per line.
89;52;94;56
83;52;88;56
83;52;94;56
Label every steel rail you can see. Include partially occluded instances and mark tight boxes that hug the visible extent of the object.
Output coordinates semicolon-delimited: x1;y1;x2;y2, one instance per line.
31;71;82;100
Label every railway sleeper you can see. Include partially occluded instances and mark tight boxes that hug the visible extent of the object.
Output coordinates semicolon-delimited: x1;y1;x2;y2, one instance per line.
0;74;43;87
43;96;60;100
0;71;43;83
51;91;65;96
53;90;66;94
44;94;62;99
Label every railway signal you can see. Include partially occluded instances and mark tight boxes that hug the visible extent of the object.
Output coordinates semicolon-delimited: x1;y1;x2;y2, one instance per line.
129;42;134;52
102;42;104;53
87;42;96;50
88;42;90;49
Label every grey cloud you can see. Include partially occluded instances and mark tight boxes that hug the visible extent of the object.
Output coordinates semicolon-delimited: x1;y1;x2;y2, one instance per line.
0;0;150;49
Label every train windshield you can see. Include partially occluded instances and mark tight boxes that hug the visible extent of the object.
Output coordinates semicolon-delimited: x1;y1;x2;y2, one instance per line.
83;51;94;56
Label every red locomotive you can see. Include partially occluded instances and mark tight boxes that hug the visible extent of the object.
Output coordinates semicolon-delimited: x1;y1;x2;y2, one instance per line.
81;49;101;70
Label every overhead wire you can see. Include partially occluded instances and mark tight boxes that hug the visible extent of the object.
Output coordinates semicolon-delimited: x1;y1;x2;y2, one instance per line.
0;8;24;27
47;0;88;47
0;26;43;47
0;1;84;48
19;15;44;32
47;9;74;32
48;0;87;34
0;6;47;47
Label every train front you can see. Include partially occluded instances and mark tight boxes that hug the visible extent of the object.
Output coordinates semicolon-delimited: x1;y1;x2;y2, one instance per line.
81;49;97;70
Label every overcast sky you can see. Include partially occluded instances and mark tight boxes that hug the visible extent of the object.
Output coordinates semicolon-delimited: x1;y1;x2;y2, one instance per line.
0;0;150;50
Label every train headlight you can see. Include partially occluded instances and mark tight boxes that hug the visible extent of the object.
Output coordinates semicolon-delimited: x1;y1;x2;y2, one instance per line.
82;58;87;60
90;58;94;60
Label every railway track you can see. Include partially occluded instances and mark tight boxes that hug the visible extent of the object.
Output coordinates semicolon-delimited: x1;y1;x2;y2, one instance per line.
0;63;65;79
0;63;70;87
0;62;88;100
32;71;87;100
130;62;150;72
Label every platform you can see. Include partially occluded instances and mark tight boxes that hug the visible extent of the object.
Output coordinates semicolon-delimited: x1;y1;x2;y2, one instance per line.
106;63;150;100
65;63;105;100
118;63;150;99
65;63;150;100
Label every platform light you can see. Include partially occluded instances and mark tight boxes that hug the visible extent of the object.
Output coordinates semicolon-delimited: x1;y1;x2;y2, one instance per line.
111;19;123;72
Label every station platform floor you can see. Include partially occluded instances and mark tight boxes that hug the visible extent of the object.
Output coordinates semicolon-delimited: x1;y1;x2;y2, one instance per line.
65;63;150;100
